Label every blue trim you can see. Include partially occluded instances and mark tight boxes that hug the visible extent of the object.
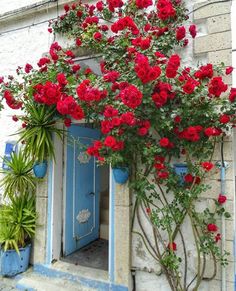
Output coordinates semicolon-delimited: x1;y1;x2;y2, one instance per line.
34;264;128;291
46;160;53;265
109;167;115;283
16;283;36;291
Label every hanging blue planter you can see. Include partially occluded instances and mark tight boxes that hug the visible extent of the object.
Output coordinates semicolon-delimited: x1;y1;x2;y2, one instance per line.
0;244;31;277
112;167;129;184
33;161;48;178
173;163;188;185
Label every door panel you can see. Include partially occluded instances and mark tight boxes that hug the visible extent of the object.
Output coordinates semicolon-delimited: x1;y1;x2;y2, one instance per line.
64;125;100;256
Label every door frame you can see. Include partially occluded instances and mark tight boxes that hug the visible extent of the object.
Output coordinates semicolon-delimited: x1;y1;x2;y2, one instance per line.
44;121;131;289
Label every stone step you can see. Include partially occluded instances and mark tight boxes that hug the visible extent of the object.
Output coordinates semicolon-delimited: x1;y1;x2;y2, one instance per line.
16;272;96;291
100;209;109;224
99;223;109;240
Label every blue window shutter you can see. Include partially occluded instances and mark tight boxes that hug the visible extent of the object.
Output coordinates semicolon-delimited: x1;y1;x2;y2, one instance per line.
2;142;17;170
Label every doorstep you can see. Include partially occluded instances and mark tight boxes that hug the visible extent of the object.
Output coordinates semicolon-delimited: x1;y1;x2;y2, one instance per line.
15;262;128;291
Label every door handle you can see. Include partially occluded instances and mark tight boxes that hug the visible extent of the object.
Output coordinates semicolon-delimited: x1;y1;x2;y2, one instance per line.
89;191;95;196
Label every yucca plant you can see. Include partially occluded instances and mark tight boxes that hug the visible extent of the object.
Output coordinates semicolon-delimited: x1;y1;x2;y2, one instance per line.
17;103;63;162
0;150;36;198
0;193;37;253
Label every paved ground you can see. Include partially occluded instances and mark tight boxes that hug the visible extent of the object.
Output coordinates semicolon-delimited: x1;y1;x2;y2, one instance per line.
62;239;108;271
0;278;18;291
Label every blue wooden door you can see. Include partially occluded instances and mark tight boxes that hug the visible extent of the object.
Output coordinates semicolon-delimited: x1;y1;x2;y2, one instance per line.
64;125;100;256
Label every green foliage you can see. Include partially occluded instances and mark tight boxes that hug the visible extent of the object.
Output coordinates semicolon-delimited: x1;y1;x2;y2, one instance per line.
0;193;37;253
0;150;36;198
17;104;63;162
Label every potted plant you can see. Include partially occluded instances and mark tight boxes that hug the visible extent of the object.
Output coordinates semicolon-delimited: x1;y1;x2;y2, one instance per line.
17;104;63;178
0;193;37;276
0;150;36;197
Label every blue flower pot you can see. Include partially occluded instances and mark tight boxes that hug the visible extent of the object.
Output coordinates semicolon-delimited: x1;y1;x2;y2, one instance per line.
33;161;47;178
113;167;129;184
173;163;188;185
0;244;31;277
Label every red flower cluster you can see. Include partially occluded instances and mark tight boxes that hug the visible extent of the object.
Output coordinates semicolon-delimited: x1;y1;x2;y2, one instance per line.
208;77;228;97
132;37;152;50
135;54;161;83
76;80;107;103
111;16;139;35
136;0;153;9
166;54;180;78
204;127;222;137
82;16;99;29
104;135;124;151
119;84;143;109
107;0;123;12
157;0;176;21
101;111;136;134
152;82;175;108
3;90;22;110
103;71;120;83
194;64;213;80
56;95;84;120
177;125;203;142
33;82;61;105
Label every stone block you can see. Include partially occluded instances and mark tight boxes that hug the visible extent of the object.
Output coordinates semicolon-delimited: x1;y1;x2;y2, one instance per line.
194;1;231;20
114;183;131;207
114;205;132;287
194;31;231;54
36;175;48;198
212;141;233;162
36;197;48;225
208;49;232;66
207;14;231;34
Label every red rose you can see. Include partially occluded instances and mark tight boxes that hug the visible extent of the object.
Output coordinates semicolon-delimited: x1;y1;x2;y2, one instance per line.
225;66;233;75
182;80;197;94
167;242;177;251
64;118;72;127
57;73;68;86
12;115;18;122
215;233;221;242
76;38;82;46
24;63;33;73
93;32;102;41
207;223;218;232
159;137;169;147
219;114;230;124
218;194;227;204
189;24;197;38
176;26;186;41
229;88;236;102
201;162;214;171
158;171;169;179
64;4;70;12
104;136;117;148
184;174;194;183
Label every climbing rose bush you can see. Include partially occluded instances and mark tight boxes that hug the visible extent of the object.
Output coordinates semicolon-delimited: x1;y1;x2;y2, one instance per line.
0;0;235;290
